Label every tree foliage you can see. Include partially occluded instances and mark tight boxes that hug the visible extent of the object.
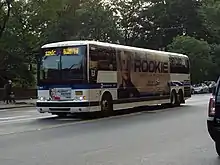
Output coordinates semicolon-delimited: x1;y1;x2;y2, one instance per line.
0;0;220;87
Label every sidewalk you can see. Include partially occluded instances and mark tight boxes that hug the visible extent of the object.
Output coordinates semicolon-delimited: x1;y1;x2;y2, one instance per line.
0;99;36;110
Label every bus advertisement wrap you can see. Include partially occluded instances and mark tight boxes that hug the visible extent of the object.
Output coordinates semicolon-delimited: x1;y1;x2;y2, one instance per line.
117;50;170;99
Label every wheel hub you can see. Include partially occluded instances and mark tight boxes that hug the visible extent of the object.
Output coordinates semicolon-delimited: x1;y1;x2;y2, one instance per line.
102;100;108;110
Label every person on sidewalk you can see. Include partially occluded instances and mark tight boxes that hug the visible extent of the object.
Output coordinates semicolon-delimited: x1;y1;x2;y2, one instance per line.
3;80;15;104
3;81;8;104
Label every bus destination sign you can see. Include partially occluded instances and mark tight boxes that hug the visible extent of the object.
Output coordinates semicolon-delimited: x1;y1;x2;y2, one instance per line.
63;47;79;55
45;50;56;56
44;47;79;56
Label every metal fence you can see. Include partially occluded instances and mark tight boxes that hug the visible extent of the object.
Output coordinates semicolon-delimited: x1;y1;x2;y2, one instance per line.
0;88;37;100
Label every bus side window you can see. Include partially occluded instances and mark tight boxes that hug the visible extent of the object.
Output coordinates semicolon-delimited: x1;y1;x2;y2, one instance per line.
96;47;117;71
90;47;98;61
170;56;189;74
89;46;117;83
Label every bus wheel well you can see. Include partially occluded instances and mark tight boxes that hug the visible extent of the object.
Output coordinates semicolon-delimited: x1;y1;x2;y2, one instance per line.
171;89;177;95
102;91;113;101
100;91;113;116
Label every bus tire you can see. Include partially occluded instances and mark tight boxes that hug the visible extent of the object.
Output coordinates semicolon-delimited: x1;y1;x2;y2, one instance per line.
100;93;113;117
171;90;178;107
178;89;185;104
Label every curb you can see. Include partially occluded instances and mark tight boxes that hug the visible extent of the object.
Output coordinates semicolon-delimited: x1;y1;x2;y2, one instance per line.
0;104;35;110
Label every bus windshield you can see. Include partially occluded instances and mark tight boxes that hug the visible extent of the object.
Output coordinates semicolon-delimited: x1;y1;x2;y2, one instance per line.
39;45;87;83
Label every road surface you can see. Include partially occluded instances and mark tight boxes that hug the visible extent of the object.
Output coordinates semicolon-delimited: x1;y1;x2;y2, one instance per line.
0;94;219;165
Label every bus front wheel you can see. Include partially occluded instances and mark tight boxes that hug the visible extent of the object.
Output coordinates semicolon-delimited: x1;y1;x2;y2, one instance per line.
100;93;113;117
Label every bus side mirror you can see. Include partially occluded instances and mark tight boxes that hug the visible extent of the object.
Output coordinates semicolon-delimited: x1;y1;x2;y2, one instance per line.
212;86;216;95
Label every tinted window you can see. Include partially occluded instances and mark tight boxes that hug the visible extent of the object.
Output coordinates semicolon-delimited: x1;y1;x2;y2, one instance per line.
90;45;117;71
61;47;86;80
169;55;189;74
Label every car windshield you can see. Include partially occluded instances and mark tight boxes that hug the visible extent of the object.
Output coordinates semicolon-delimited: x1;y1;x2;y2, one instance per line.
39;46;86;82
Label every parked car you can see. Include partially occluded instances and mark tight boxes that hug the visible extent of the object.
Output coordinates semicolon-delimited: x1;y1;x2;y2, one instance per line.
204;81;216;93
209;81;216;93
207;77;220;156
191;85;194;94
192;83;209;94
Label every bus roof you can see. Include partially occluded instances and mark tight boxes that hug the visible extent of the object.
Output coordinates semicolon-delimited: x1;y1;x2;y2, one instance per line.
41;40;188;58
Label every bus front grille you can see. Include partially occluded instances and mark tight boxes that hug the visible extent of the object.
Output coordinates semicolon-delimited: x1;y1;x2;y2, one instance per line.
49;108;70;112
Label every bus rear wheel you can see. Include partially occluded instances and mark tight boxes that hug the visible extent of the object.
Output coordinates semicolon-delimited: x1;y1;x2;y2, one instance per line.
100;93;113;117
178;90;185;104
171;91;178;107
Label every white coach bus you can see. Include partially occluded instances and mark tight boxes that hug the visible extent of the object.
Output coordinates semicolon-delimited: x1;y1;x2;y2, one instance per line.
36;40;191;117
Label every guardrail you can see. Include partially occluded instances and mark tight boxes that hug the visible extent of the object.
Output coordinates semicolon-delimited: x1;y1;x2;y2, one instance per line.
0;88;37;100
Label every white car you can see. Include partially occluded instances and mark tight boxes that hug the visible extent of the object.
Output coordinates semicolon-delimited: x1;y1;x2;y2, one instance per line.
192;83;209;94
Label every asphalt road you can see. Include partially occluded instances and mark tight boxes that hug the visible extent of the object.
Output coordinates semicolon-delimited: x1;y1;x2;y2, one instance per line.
0;94;219;165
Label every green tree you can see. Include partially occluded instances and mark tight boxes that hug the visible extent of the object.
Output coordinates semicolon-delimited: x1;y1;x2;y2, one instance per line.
0;0;36;87
0;0;12;38
0;0;13;86
76;0;120;43
199;0;220;44
138;0;206;49
108;0;148;46
209;44;220;79
32;0;119;43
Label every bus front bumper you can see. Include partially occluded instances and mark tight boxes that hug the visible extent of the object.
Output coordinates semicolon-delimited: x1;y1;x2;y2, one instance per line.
36;101;100;113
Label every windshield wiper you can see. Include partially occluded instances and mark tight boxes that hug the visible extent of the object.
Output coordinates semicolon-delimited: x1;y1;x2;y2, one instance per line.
67;63;80;70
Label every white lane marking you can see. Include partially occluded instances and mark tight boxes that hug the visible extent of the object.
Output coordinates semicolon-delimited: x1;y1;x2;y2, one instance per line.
0;115;31;120
0;112;148;136
0;108;36;112
0;115;55;125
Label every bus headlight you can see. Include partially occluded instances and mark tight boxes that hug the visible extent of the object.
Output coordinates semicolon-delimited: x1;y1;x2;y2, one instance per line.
76;96;86;100
39;96;46;101
80;96;86;100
